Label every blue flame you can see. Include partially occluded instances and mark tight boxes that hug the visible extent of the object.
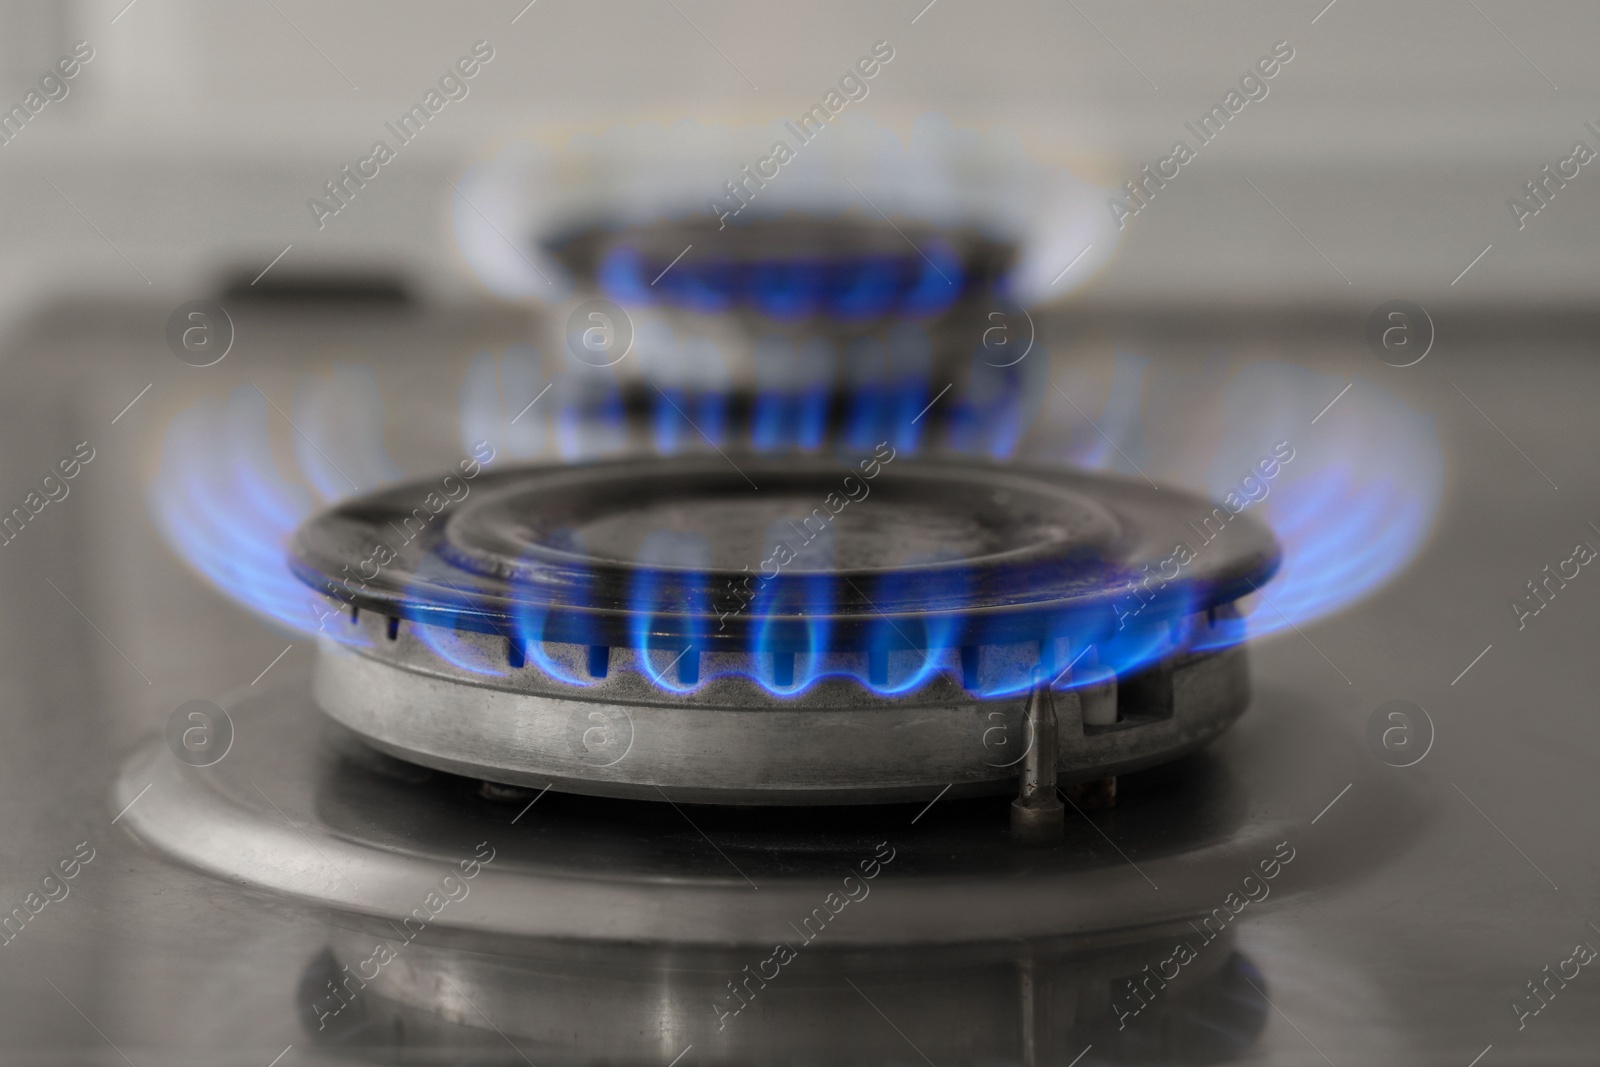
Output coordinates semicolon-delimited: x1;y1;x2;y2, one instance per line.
597;245;965;321
750;388;829;452
598;246;651;306
749;260;826;320
659;258;738;316
828;256;900;321
858;560;965;694
555;368;627;460
151;337;1443;705
900;241;963;317
627;530;713;693
746;574;834;695
411;618;509;677
150;386;366;643
1092;617;1191;685
651;386;729;455
1188;365;1442;653
513;606;603;687
945;347;1049;460
751;336;831;452
1078;353;1150;474
504;520;607;687
637;324;731;455
406;556;512;677
840;327;933;455
1192;465;1433;653
652;386;693;455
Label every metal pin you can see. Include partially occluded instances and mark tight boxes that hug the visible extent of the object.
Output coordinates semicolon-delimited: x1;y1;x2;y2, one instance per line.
1011;672;1064;846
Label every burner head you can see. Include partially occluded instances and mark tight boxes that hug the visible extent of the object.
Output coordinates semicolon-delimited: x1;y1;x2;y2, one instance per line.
289;455;1278;803
539;216;1022;400
544;215;1014;326
292;455;1275;658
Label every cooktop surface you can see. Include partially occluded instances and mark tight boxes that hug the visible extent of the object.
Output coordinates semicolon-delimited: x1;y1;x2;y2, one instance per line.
0;296;1595;1065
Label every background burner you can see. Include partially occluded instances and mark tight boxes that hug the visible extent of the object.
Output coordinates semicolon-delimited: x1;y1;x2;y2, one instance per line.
546;215;1014;327
289;454;1278;804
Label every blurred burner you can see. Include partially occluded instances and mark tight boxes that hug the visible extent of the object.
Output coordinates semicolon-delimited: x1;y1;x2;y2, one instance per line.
539;215;1020;406
288;454;1278;806
545;215;1013;324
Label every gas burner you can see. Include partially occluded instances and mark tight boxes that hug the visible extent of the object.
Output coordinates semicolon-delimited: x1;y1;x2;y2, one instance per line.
544;215;1014;325
288;454;1278;811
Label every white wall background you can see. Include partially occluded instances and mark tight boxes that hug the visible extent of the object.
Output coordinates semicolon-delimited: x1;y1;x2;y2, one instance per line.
0;0;1594;321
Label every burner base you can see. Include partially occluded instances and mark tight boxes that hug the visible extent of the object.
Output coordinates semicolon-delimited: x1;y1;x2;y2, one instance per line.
312;635;1252;804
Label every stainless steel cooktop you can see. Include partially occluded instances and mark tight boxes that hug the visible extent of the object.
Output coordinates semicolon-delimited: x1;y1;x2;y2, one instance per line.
1;291;1597;1065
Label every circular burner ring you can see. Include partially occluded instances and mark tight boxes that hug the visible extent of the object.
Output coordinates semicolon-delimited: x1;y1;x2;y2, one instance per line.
289;455;1278;655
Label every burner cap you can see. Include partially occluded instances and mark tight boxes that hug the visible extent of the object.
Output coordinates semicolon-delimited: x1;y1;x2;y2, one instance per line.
289;455;1278;654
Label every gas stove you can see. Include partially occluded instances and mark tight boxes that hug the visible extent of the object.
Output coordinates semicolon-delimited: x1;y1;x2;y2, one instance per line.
3;1;1599;1059
94;189;1453;1065
5;276;1596;1065
122;387;1416;1060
